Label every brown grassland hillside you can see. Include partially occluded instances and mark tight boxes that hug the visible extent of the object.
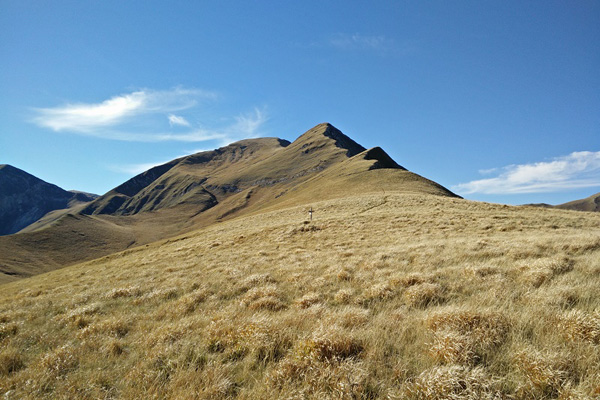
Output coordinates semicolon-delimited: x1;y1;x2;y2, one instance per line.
1;191;599;399
0;123;455;283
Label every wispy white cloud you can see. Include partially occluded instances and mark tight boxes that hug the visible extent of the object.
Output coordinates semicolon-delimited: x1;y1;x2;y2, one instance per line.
32;88;211;133
228;108;267;138
168;114;191;127
30;88;267;144
102;129;226;143
329;33;393;51
454;151;600;194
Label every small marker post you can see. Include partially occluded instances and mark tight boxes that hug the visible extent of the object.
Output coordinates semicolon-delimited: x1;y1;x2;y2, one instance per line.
308;207;313;221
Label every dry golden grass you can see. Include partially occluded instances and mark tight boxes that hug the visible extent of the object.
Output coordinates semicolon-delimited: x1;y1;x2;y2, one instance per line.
1;192;599;399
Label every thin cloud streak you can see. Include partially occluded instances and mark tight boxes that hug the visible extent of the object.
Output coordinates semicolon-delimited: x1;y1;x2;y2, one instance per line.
101;129;226;143
30;88;267;144
329;33;393;51
32;88;212;133
454;151;600;194
210;108;269;146
168;114;191;127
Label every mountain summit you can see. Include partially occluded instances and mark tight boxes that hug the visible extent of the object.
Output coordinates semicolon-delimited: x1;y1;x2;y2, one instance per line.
0;123;458;282
293;122;366;157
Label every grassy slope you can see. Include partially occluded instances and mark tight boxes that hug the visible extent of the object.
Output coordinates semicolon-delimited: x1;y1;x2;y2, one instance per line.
1;192;599;399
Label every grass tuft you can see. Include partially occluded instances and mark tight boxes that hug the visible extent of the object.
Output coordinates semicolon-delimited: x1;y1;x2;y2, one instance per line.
0;348;24;375
403;282;444;308
399;364;504;399
514;347;575;398
558;309;600;344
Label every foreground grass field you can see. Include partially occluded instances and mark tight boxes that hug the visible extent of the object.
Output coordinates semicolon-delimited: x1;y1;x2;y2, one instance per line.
1;192;599;399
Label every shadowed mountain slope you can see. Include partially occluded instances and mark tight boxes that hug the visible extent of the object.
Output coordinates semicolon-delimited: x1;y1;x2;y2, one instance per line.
524;192;600;213
0;123;459;283
555;192;600;212
0;164;97;236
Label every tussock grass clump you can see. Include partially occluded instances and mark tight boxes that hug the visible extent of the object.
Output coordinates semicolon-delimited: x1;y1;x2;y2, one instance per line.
105;285;142;299
429;331;478;365
514;347;576;398
391;272;429;287
336;267;354;281
39;344;79;377
403;282;444;308
297;327;364;361
175;288;210;314
0;322;18;340
80;317;132;339
240;273;276;289
558;309;600;344
467;265;500;278
0;348;24;375
167;361;239;399
295;292;322;308
426;308;510;365
519;256;575;288
138;287;181;302
334;288;353;304
427;308;510;345
66;303;102;319
241;285;287;311
58;303;102;329
399;364;505;399
102;338;126;356
360;282;395;304
266;357;370;399
206;317;292;364
265;325;369;398
334;306;371;329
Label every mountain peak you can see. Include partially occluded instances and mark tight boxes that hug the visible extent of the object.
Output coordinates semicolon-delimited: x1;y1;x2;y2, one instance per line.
295;123;366;157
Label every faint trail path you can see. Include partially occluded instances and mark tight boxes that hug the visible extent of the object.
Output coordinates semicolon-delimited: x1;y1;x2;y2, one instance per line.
358;193;389;214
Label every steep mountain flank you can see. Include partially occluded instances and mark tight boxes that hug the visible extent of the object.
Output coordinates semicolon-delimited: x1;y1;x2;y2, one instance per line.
81;137;289;216
0;164;97;235
0;123;459;282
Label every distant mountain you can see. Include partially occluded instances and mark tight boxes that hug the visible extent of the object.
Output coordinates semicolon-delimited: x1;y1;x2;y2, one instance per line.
523;192;600;212
555;192;600;212
0;123;459;282
0;164;97;235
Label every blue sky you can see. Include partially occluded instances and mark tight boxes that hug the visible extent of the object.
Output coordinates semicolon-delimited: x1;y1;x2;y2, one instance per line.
1;1;599;205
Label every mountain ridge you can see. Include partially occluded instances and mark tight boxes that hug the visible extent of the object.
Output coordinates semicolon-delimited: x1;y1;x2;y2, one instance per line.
0;123;458;283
